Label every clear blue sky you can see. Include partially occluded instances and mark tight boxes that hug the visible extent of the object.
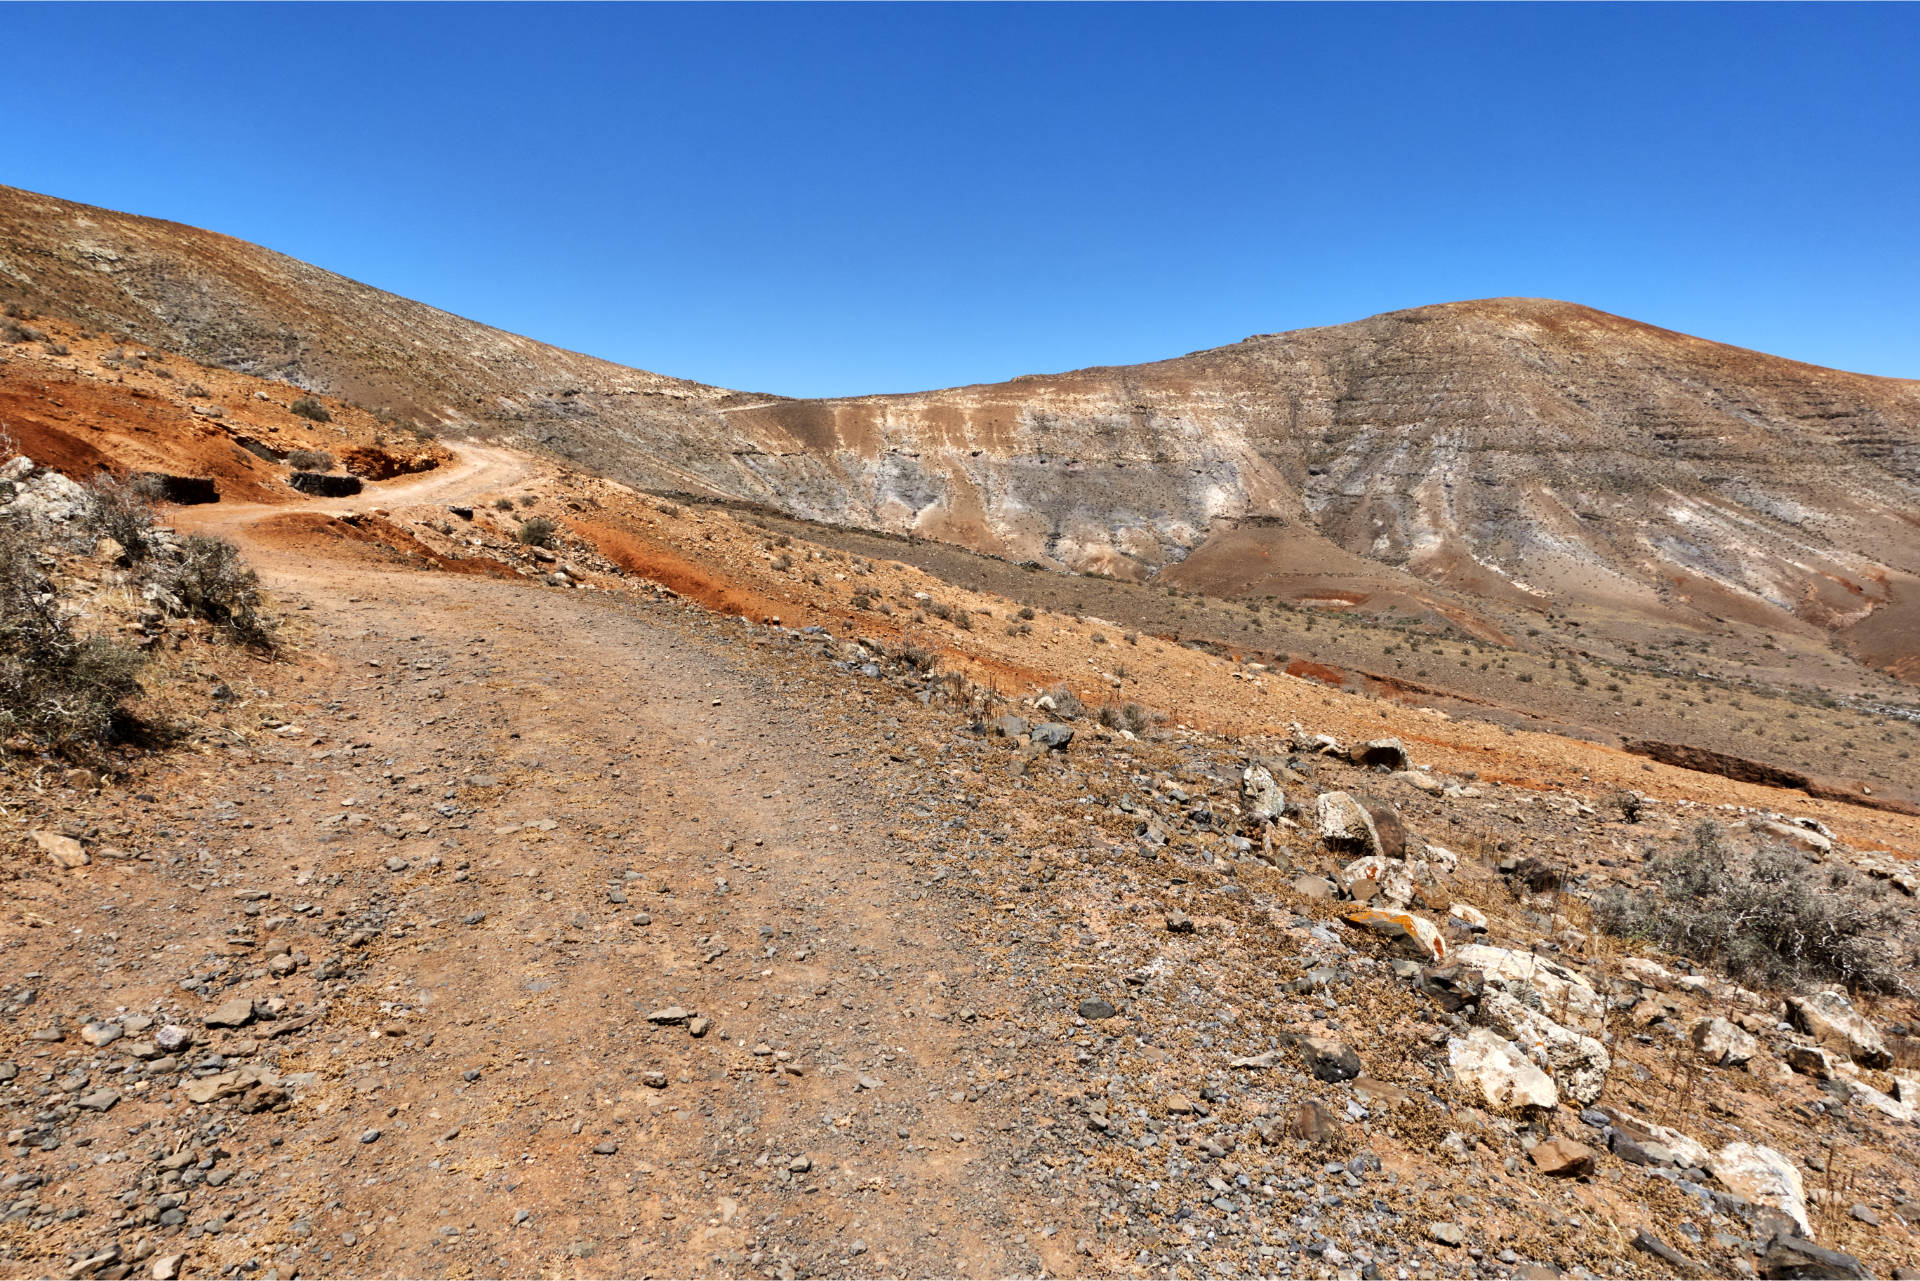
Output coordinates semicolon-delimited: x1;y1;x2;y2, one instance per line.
5;3;1916;396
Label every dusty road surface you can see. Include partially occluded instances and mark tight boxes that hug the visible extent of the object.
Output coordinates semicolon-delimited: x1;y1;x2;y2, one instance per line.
20;449;1074;1279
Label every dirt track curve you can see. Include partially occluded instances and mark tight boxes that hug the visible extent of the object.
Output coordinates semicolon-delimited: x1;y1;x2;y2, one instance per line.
157;446;1066;1277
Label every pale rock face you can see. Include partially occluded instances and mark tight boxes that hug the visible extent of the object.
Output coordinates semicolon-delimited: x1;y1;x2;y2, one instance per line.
1786;990;1890;1068
1340;907;1446;963
1691;1017;1758;1067
1453;944;1603;1032
1477;989;1611;1105
1316;791;1381;854
1448;1026;1558;1112
1447;902;1488;932
1713;1142;1812;1239
1837;1074;1913;1123
1619;957;1676;990
1239;764;1285;824
1339;855;1415;909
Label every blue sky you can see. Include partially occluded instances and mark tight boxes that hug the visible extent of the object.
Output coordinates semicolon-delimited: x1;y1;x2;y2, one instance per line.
4;3;1916;396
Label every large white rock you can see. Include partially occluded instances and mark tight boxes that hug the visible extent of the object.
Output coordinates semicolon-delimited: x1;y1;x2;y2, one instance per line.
1240;764;1285;824
1341;907;1446;962
1691;1017;1757;1067
1316;791;1381;853
1340;854;1415;908
1787;989;1890;1068
1453;944;1604;1032
1448;1026;1558;1111
1713;1142;1811;1239
1478;989;1611;1105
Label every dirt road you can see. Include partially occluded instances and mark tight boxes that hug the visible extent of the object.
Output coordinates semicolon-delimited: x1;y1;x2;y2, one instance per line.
117;449;1070;1277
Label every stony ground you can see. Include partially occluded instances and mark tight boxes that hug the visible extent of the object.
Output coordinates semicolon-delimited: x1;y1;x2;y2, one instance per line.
1;444;1918;1281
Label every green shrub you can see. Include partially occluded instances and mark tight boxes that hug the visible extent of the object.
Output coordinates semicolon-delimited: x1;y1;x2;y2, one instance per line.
289;396;332;423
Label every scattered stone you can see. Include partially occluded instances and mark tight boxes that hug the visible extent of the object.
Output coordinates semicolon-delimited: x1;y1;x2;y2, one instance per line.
30;830;87;868
1163;909;1194;934
1448;1026;1558;1111
642;1070;668;1089
688;1016;711;1037
1428;1222;1466;1247
1787;990;1890;1068
1316;792;1381;854
1528;1137;1595;1177
1340;907;1445;962
1452;944;1603;1030
647;1006;690;1025
1786;1044;1834;1079
154;1024;193;1053
79;1021;123;1047
1692;1016;1758;1067
1715;1142;1812;1239
75;1088;120;1111
1076;997;1118;1020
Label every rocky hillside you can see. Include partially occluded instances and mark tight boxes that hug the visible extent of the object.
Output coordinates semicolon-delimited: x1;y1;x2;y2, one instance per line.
5;183;1919;677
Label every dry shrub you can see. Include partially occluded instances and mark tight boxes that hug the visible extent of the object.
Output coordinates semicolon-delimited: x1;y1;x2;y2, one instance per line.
286;449;334;472
0;526;144;756
1593;820;1909;993
289;396;331;423
81;473;161;561
1044;684;1085;719
898;642;939;673
159;534;276;648
1098;702;1153;733
517;517;557;548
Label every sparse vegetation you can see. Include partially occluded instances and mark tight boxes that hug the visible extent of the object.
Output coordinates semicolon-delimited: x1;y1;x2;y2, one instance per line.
80;473;161;561
517;517;557;548
0;526;144;758
1594;821;1909;993
898;642;939;673
158;534;276;649
1043;684;1085;719
1097;701;1152;732
289;396;332;423
286;449;335;472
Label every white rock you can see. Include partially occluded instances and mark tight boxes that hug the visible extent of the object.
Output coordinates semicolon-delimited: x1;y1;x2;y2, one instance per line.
1340;854;1414;908
1453;944;1603;1032
30;830;88;869
1448;902;1488;932
1838;1073;1913;1123
1619;957;1675;989
1317;791;1380;852
1448;1026;1557;1111
1756;818;1833;854
1240;764;1285;824
1423;843;1460;876
1787;989;1890;1068
1340;907;1446;962
1691;1017;1757;1067
1477;989;1611;1105
1713;1142;1811;1238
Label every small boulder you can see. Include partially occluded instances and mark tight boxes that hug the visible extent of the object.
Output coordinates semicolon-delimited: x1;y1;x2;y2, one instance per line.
1786;990;1890;1068
1448;1026;1558;1111
1076;997;1118;1020
30;830;87;868
1478;989;1610;1104
1528;1137;1595;1178
1692;1017;1758;1067
1316;791;1380;852
1715;1142;1811;1239
1299;1036;1361;1082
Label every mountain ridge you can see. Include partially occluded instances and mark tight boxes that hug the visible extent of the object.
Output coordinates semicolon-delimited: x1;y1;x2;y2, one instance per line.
4;181;1918;680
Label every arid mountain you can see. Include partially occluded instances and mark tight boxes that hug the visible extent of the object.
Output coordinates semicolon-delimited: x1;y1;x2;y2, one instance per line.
5;182;1919;675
